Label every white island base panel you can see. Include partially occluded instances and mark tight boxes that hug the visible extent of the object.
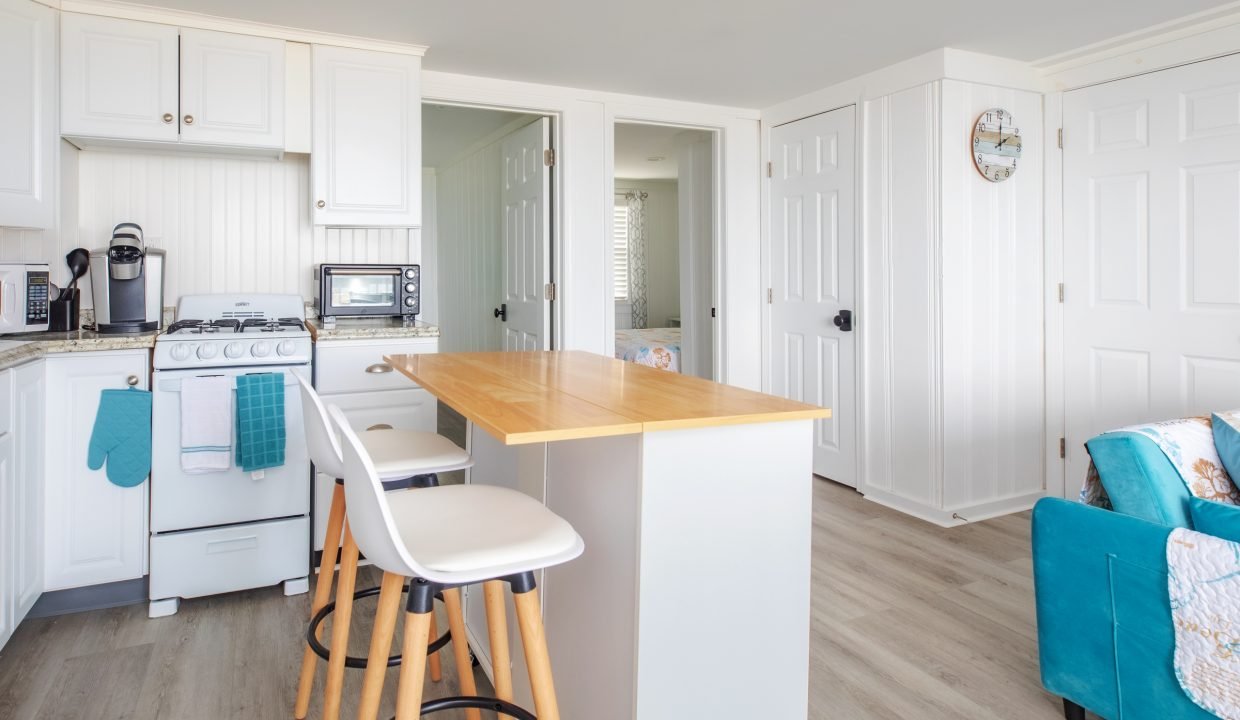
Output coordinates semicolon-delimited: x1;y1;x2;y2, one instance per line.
464;419;814;720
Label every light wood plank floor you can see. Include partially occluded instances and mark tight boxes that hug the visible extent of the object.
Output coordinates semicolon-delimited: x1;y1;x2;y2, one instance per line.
0;478;1064;719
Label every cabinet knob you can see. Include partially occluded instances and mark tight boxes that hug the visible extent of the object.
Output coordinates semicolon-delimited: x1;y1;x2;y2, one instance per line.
126;375;139;387
162;113;174;124
316;200;326;209
183;115;194;125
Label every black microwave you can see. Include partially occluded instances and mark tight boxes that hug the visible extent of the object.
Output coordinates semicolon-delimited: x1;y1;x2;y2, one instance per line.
315;264;420;321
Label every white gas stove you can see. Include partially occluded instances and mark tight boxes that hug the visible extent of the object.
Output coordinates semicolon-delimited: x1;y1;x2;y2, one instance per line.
154;293;312;369
149;293;311;618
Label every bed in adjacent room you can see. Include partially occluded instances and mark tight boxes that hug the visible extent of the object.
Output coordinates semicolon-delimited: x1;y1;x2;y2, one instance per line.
615;327;682;373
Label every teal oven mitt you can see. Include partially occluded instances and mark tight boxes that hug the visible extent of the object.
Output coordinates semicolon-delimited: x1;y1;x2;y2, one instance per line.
87;387;153;487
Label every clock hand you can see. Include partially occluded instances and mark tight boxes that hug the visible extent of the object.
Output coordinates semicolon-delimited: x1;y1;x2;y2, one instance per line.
996;118;1007;149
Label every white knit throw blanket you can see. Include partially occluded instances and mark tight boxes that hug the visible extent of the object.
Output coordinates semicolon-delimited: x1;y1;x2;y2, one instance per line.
1168;527;1240;718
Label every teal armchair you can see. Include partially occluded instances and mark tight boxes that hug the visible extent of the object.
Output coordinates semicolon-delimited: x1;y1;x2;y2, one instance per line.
1032;498;1213;719
1086;432;1193;528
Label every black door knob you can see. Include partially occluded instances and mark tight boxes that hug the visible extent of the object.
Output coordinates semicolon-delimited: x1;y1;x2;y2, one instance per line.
832;309;853;332
494;303;507;321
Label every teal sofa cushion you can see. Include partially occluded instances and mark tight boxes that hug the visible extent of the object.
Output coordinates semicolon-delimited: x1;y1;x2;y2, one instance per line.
1189;495;1240;543
1213;411;1240;483
1086;432;1192;528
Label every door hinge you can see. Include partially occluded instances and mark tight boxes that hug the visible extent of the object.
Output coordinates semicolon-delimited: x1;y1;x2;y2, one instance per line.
711;307;717;318
767;288;773;304
1057;128;1063;149
1059;437;1066;459
1058;283;1064;303
545;282;556;301
544;148;556;167
766;161;773;178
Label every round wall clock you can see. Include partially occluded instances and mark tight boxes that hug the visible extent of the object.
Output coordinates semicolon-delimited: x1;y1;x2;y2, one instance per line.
972;108;1021;183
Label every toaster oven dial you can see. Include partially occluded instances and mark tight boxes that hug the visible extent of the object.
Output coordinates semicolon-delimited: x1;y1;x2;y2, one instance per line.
404;268;417;279
404;297;416;307
251;341;272;358
196;344;219;360
404;282;417;293
170;344;192;361
224;342;245;359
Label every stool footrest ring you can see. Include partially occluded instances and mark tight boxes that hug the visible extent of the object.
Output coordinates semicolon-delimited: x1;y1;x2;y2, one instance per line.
306;585;450;668
391;695;537;720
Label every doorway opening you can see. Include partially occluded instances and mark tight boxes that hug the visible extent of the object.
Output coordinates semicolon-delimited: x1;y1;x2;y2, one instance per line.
612;122;717;379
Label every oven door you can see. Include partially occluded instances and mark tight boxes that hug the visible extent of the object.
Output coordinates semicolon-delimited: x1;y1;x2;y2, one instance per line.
320;266;401;317
150;364;310;532
0;266;27;334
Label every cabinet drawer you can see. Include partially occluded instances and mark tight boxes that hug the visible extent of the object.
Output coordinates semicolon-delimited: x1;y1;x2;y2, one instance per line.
314;339;437;394
150;517;307;600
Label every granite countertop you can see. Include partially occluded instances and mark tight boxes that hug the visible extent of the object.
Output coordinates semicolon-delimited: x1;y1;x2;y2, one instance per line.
307;317;440;342
0;329;159;371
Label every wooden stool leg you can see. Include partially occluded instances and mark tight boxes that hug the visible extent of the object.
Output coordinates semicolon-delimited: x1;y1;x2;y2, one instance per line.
427;599;442;682
513;586;560;720
394;608;433;720
441;588;481;720
357;571;405;720
484;580;514;705
322;520;360;720
293;482;346;719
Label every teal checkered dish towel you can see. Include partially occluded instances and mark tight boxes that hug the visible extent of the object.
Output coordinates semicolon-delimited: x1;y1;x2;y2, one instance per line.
235;372;286;473
87;387;152;487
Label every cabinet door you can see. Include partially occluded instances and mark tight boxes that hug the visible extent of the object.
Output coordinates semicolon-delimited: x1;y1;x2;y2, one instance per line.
0;0;54;229
44;352;149;591
179;29;285;149
12;362;43;622
311;45;421;226
61;13;179;142
0;431;13;650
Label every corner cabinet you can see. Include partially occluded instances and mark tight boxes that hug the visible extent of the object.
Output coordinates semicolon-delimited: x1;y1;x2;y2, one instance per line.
0;0;55;229
43;351;149;591
61;13;285;152
311;45;422;226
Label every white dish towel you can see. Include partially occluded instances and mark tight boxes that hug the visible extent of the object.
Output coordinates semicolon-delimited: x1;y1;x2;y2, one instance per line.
180;376;232;473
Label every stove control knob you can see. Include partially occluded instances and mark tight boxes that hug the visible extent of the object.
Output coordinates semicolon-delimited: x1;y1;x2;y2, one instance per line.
277;340;297;357
170;343;192;361
224;342;245;359
251;341;272;358
197;344;219;360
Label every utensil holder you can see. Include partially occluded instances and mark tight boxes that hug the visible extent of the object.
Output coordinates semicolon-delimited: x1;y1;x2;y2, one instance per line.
49;288;80;332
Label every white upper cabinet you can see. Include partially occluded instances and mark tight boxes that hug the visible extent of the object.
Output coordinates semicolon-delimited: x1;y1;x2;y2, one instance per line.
61;14;285;152
61;13;180;143
0;0;56;229
312;45;422;227
179;28;285;149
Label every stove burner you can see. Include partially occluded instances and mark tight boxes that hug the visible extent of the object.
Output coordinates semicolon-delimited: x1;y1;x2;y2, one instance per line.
166;319;242;335
240;318;305;332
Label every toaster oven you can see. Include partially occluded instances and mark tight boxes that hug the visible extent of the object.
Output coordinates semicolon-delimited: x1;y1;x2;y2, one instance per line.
315;264;420;322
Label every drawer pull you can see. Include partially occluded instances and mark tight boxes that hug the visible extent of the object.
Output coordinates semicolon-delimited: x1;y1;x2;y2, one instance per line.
365;363;393;374
367;424;393;431
206;535;259;554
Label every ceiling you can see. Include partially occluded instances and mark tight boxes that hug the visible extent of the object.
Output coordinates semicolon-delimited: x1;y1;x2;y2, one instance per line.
615;124;711;180
422;105;536;168
142;0;1232;107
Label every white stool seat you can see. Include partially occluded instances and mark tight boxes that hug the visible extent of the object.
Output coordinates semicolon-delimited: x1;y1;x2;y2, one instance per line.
362;429;472;479
384;484;582;578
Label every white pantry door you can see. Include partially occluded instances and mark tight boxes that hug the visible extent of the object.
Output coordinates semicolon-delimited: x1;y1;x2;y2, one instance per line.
769;106;857;485
1063;53;1240;491
499;118;552;350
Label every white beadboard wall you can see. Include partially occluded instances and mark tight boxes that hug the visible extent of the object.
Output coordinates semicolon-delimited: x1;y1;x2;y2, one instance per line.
4;149;420;310
435;142;503;353
859;79;1045;526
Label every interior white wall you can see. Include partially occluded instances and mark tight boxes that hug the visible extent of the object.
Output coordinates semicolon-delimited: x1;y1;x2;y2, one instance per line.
615;179;679;328
419;167;438;326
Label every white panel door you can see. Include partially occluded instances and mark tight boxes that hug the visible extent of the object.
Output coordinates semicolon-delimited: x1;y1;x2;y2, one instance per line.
60;13;179;142
44;352;149;590
1064;53;1240;490
769;106;857;485
311;45;421;226
179;29;285;149
0;0;55;229
499;118;552;351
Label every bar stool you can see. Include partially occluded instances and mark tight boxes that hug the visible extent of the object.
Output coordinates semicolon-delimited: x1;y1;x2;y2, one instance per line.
292;373;474;720
328;404;585;720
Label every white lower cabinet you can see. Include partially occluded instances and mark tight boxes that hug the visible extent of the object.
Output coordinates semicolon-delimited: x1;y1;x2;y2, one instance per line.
312;337;438;551
0;360;45;651
43;351;150;591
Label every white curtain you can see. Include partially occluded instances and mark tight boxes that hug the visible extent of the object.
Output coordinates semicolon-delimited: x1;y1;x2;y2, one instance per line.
627;192;648;329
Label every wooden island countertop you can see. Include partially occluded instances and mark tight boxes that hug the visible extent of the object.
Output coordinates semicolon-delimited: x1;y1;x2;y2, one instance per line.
383;350;831;445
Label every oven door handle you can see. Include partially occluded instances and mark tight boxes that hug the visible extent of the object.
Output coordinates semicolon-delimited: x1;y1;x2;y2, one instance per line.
325;268;401;276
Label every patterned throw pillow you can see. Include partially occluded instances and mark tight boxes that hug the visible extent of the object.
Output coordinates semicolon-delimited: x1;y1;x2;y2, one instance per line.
1212;411;1240;483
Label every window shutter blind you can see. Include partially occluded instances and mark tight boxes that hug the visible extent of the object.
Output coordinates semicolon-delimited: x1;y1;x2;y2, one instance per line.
613;204;629;300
